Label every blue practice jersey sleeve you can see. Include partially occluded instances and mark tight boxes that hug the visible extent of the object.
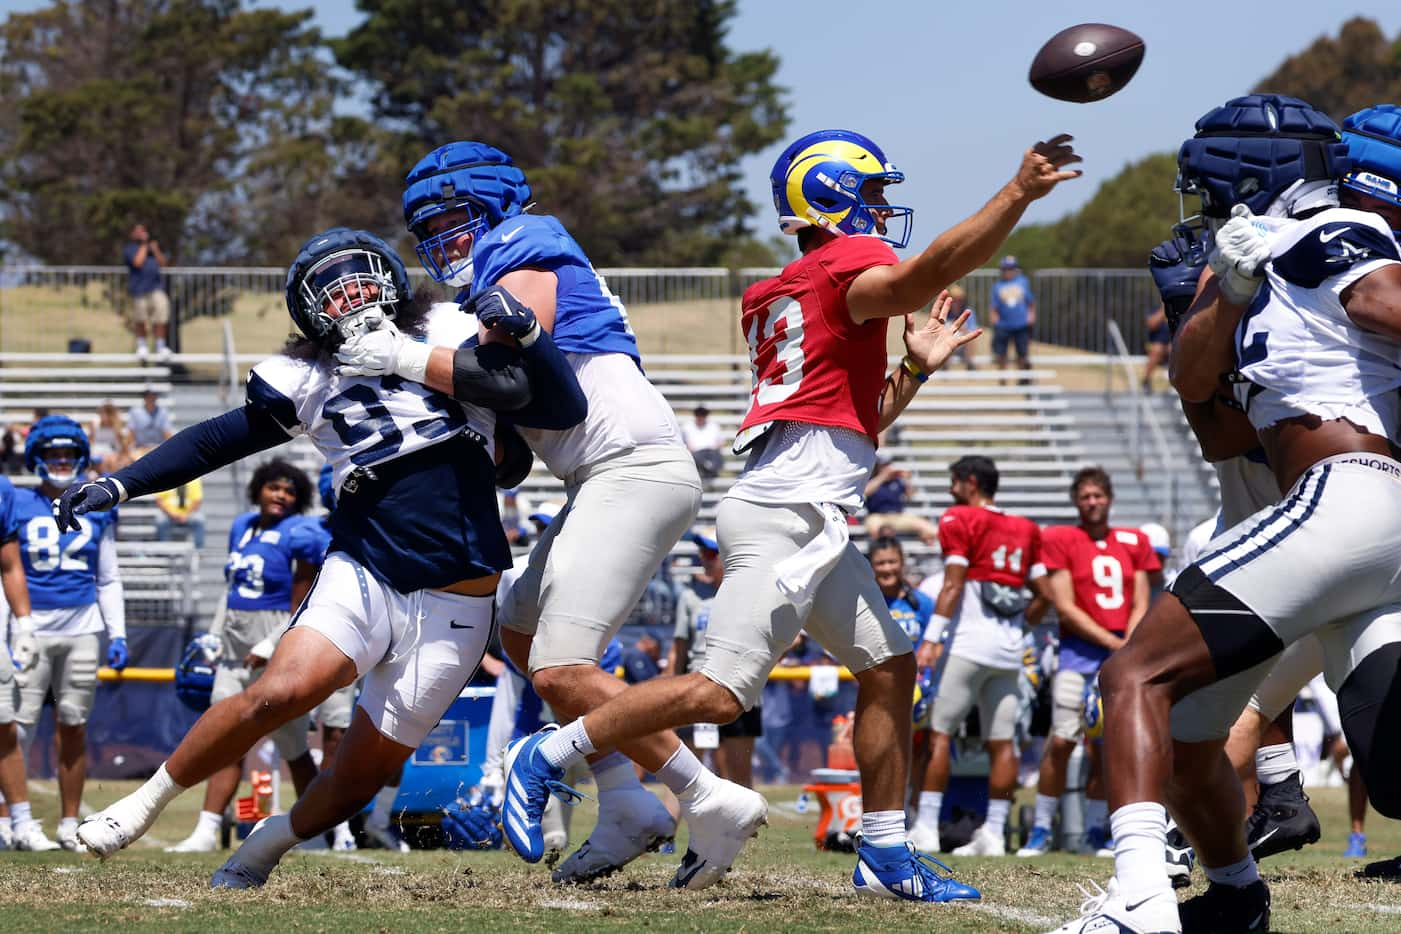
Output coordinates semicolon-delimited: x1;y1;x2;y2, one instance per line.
112;406;288;500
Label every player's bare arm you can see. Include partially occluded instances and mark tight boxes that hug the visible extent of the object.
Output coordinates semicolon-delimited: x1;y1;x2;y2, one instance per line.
1125;569;1150;637
1341;263;1401;339
1047;568;1122;652
1180;393;1260;463
846;136;1082;323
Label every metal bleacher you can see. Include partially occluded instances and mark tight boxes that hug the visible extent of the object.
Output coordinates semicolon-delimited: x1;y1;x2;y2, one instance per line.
0;355;199;628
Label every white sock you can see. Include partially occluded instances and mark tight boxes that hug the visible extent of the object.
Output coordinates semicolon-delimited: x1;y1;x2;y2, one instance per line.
917;791;943;829
136;339;149;354
10;801;31;825
138;763;188;815
1034;793;1059;831
366;785;399;829
985;798;1011;838
539;720;595;770
59;816;78;835
236;813;305;872
1110;802;1171;904
1255;743;1298;787
0;817;10;835
196;809;223;837
1204;855;1260;888
656;742;705;795
862;809;907;849
155;339;168;352
332;821;354;842
1086;797;1109;832
591;751;640;792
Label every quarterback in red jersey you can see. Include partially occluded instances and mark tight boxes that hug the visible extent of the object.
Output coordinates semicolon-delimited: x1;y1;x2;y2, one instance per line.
1019;466;1160;858
911;455;1048;857
503;128;1080;898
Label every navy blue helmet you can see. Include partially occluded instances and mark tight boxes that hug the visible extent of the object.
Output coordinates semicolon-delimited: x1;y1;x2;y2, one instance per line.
285;228;412;348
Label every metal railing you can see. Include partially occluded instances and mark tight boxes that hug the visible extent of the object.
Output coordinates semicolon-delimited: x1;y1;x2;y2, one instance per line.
1105;319;1181;538
1;263;1160;358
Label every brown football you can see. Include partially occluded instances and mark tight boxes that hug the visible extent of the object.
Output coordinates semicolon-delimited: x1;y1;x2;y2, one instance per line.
1029;23;1145;103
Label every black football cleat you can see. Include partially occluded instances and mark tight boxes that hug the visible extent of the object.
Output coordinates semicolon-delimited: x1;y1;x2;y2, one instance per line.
1165;822;1196;890
1360;854;1401;879
1179;879;1271;933
1246;773;1321;861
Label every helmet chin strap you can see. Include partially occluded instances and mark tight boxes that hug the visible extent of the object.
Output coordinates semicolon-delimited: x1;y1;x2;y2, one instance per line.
1267;179;1339;218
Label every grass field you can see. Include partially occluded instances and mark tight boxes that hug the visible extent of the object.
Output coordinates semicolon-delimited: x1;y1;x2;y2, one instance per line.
2;780;1398;932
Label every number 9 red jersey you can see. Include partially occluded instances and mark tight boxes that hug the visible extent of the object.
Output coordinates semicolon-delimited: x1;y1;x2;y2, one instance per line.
1041;525;1162;634
734;236;897;452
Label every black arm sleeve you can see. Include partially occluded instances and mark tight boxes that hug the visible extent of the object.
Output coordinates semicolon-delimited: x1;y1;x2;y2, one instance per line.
111;406;288;499
451;342;533;411
507;330;589;431
494;422;535;489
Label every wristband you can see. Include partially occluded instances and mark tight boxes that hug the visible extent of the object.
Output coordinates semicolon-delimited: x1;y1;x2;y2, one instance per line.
922;612;951;644
517;321;542;349
901;355;930;383
393;339;433;384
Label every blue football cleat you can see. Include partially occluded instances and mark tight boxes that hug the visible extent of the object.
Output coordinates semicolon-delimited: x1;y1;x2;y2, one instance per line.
1017;825;1053;857
501;725;585;863
852;842;981;902
1345;832;1367;858
1084;825;1114;857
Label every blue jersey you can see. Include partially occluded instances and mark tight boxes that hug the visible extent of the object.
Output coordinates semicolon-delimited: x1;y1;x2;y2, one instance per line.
991;274;1035;330
12;486;118;609
225;512;331;612
0;477;19;542
885;587;935;645
470;214;639;362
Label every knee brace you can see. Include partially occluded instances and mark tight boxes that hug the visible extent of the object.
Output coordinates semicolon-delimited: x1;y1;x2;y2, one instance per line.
1338;641;1401;818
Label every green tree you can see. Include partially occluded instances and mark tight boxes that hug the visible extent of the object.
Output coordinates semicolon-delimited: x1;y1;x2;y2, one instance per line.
0;0;343;265
335;0;788;266
1253;17;1401;122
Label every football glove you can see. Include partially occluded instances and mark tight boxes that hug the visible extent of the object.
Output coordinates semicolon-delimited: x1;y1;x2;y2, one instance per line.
1208;205;1272;305
55;477;126;532
11;615;38;674
1149;224;1211;334
334;318;432;384
467;286;541;347
106;636;129;671
442;790;503;850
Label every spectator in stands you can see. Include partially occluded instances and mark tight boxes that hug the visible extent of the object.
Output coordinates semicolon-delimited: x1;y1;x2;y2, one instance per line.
498;489;532;546
671;528;761;789
122;224;172;360
90;401;133;472
1;424;23;474
863;451;937;545
681;405;724;480
165;459;325;853
1143;304;1170;392
946;284;979;370
127;389;172;453
989;255;1035;373
621;634;664;684
154;478;206;549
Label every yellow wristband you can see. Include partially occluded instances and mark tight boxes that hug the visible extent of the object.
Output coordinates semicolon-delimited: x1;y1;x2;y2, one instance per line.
901;355;929;383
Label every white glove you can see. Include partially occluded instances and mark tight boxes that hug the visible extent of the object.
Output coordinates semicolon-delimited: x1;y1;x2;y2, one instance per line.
1209;204;1272;305
11;614;38;673
334;319;432;383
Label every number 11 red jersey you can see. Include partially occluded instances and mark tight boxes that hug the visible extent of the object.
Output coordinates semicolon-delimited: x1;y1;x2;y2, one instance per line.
735;235;897;450
938;504;1045;586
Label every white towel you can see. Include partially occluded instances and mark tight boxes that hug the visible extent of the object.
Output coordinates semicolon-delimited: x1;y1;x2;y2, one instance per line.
774;503;849;613
808;664;841;701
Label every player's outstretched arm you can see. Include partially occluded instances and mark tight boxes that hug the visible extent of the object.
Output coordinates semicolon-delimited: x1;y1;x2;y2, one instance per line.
847;136;1082;322
56;407;285;532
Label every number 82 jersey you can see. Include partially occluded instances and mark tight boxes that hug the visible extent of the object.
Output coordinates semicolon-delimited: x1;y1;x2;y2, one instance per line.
734;236;897;453
11;486;117;609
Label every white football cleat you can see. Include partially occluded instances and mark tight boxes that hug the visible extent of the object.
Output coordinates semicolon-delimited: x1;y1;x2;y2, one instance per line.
671;777;767;890
1043;879;1181;934
908;822;940;854
76;790;163;859
542;793;568;859
165;828;220;853
953;824;1006;857
331;823;357;851
13;820;62;852
57;822;85;853
553;785;676;883
0;820;13;850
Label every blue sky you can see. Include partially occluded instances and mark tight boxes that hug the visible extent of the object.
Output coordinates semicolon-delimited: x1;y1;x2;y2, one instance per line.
5;1;1401;245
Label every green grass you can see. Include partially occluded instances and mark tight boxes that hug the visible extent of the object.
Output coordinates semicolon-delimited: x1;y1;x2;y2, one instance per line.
2;779;1398;931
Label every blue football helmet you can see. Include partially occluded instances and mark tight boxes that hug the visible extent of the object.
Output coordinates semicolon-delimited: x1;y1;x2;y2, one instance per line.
770;129;913;248
174;633;221;712
1342;105;1401;220
1082;674;1105;741
25;414;91;487
402;142;532;287
285;228;411;348
1177;94;1350;226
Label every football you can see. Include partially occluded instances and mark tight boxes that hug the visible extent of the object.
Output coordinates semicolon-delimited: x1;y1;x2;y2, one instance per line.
1028;23;1145;103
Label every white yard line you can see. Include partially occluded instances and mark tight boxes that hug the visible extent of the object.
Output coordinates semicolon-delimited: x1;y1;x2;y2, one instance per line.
966;901;1060;929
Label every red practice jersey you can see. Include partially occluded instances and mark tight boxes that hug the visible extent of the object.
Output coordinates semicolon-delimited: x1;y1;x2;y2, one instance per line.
938;504;1044;586
735;235;896;450
1041;525;1162;634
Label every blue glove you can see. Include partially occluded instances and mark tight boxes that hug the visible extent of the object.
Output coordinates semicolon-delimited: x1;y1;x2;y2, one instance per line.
466;286;542;346
1149;224;1212;334
106;636;129;671
442;795;503;850
56;477;125;532
174;633;221;711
